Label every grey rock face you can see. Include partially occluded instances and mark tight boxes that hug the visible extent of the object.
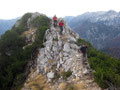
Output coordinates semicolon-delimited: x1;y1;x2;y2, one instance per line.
32;19;91;83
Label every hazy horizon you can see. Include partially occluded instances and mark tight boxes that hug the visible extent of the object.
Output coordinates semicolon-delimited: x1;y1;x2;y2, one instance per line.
0;0;120;19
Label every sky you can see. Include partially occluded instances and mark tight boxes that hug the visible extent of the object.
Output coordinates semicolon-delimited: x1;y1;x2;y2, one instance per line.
0;0;120;19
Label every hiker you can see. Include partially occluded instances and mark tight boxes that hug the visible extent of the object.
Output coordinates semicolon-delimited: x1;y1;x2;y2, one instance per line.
59;20;64;35
79;44;88;57
53;15;57;27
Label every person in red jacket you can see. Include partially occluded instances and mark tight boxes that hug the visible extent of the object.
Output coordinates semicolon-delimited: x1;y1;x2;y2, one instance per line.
59;20;64;35
53;15;57;27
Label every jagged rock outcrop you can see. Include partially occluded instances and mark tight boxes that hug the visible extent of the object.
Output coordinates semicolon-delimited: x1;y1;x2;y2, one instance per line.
22;19;101;90
15;12;47;46
22;28;37;45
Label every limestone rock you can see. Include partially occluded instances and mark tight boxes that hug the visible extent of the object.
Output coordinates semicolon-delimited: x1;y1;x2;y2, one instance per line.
47;71;54;81
58;40;62;47
63;52;69;57
63;42;70;53
69;36;77;43
23;28;36;44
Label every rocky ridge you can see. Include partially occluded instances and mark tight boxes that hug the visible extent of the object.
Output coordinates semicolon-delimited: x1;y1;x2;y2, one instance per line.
22;19;101;90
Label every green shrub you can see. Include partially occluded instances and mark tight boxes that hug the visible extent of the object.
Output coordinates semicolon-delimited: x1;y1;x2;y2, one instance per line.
31;15;50;28
54;37;58;41
53;72;60;80
12;13;32;35
61;71;72;80
68;85;76;90
77;38;120;89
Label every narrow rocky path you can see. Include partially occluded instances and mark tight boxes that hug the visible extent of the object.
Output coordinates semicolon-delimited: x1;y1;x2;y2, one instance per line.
22;20;101;90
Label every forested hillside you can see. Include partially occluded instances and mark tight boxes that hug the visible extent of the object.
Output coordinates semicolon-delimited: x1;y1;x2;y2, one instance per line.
0;13;50;90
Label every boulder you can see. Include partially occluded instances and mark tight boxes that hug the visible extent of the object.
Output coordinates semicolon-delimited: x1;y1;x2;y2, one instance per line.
63;42;70;53
47;71;54;80
70;43;79;50
58;40;62;47
63;52;69;57
45;40;53;51
63;57;69;61
40;48;45;56
52;46;58;52
68;36;77;43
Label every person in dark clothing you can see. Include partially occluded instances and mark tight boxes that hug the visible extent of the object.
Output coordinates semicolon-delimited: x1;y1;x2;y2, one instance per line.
80;44;88;57
53;15;57;27
59;20;64;35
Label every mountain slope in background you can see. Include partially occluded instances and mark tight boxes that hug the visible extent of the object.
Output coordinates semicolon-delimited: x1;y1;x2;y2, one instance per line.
0;18;19;35
65;10;120;59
